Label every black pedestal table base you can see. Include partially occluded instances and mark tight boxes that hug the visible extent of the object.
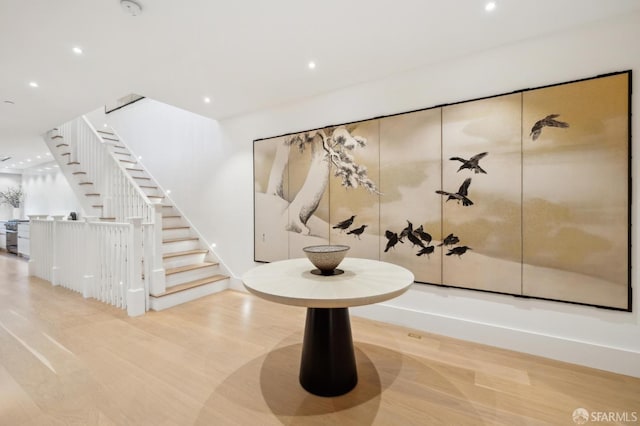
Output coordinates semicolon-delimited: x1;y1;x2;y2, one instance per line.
299;307;357;397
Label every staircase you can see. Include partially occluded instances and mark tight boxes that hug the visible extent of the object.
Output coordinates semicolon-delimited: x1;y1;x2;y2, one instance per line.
43;117;230;311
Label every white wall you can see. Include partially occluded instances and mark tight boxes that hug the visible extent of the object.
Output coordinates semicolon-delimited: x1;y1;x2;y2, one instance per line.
21;164;82;218
103;12;640;377
0;173;22;220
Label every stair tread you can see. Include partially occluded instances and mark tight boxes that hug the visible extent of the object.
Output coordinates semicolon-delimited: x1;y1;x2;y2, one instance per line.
140;185;157;189
55;143;69;147
126;167;144;171
79;182;93;185
61;152;71;156
147;195;165;198
72;171;86;175
114;145;126;149
97;130;114;135
67;162;80;165
163;226;189;230
99;217;116;220
163;249;208;259
152;274;228;297
163;215;180;218
163;236;198;243
120;159;137;164
133;176;151;180
103;137;119;142
113;152;131;156
166;262;218;275
52;135;63;139
85;193;100;196
92;204;104;208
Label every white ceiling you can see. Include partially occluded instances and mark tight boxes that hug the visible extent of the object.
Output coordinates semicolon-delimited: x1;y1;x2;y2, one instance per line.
2;0;640;171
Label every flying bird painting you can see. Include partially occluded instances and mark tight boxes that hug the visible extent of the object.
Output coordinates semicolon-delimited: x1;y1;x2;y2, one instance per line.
436;178;474;206
530;114;569;141
416;245;435;258
449;152;488;174
399;220;413;242
414;225;432;245
347;224;368;239
332;215;356;232
438;233;460;247
446;246;472;257
384;230;402;252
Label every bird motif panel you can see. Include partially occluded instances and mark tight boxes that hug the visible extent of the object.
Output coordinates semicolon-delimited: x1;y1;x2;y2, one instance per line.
379;109;442;284
253;137;291;262
328;120;380;259
522;72;630;309
441;94;522;294
253;70;631;311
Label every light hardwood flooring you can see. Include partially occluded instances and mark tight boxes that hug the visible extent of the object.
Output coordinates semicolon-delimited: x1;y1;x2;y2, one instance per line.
0;252;638;425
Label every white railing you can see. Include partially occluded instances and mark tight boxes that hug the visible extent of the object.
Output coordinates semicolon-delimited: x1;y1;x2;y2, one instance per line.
29;220;55;281
28;218;146;316
45;115;165;295
55;117;154;223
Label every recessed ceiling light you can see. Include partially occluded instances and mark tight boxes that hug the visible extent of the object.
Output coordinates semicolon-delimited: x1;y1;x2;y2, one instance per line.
26;158;32;162
166;189;171;194
45;152;51;156
37;169;43;172
72;46;83;55
103;123;108;128
121;0;142;16
485;2;496;11
19;161;24;164
53;165;59;168
308;61;316;70
36;155;41;159
45;167;51;170
203;97;211;104
29;81;39;88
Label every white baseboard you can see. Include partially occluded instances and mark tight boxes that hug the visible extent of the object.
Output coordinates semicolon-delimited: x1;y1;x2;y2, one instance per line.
228;276;244;291
350;303;640;378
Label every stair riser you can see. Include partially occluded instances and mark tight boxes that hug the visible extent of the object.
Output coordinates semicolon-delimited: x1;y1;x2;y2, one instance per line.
165;266;219;287
162;239;199;253
126;170;147;178
149;278;228;311
162;217;183;228
141;187;161;197
163;228;191;240
161;206;178;216
163;253;207;269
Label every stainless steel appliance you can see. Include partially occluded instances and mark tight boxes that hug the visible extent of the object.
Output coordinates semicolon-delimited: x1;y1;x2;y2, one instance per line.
4;220;27;255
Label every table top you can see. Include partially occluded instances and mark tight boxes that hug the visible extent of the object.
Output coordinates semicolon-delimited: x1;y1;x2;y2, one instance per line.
242;257;414;308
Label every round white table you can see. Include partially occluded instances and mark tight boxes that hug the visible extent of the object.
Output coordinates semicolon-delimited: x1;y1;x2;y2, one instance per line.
242;257;414;396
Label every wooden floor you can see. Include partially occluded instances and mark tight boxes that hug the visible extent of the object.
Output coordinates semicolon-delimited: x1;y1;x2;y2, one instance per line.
1;253;638;425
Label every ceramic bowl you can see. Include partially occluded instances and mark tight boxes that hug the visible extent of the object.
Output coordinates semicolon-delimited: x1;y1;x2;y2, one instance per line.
303;245;350;274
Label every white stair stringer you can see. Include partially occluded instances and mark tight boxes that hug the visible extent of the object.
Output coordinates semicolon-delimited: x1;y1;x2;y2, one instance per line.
97;125;233;310
42;131;106;218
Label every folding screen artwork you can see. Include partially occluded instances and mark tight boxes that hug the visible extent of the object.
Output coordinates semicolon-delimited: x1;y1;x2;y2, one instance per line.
253;71;631;310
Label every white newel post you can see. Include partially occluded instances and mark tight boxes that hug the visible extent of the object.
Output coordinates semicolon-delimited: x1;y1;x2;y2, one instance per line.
127;217;145;316
51;218;61;286
149;201;166;295
82;218;95;298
